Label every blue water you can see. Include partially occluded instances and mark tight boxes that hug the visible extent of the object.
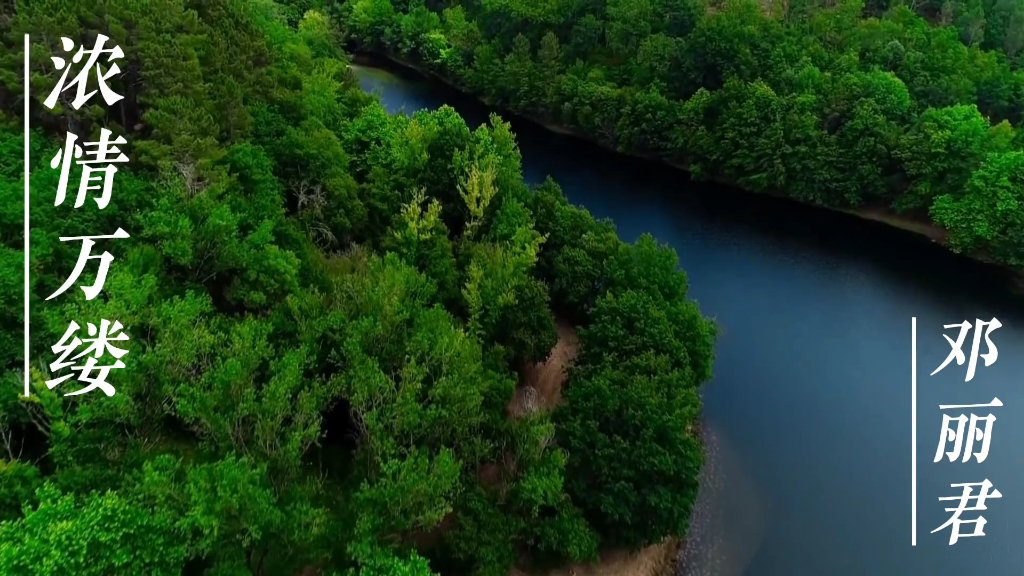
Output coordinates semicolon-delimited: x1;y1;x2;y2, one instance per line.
353;62;1024;576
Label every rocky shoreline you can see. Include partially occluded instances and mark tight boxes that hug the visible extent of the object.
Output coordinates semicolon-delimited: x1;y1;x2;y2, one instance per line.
674;420;765;576
674;421;723;576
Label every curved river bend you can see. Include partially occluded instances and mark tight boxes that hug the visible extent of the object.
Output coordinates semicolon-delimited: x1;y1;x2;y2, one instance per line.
353;62;1024;576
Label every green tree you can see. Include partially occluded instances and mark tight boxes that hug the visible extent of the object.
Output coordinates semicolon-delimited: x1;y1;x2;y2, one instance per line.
556;287;714;548
931;151;1024;266
557;350;703;548
896;104;1012;212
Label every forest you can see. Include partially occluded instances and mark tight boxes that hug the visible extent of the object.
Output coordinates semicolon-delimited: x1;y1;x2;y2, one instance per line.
333;0;1024;267
0;0;717;574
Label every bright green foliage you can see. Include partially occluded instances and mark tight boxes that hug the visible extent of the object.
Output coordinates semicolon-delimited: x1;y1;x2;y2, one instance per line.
335;0;1024;268
0;484;187;575
345;548;438;576
896;105;1012;212
383;190;461;306
931;151;1024;265
1;0;718;572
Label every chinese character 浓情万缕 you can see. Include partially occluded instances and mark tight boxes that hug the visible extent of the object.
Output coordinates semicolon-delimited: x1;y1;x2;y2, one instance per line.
39;35;131;397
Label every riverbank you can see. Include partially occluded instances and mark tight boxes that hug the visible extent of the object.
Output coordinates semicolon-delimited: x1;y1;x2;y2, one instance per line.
508;319;749;576
349;52;1024;286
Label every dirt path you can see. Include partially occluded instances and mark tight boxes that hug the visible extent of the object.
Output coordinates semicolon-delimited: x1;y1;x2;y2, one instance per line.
508;319;579;418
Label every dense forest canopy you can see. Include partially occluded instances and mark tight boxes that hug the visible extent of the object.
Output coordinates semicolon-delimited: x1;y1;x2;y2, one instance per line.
332;0;1024;267
0;0;716;574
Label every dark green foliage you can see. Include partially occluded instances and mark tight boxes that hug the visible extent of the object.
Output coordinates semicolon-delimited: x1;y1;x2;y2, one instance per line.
557;352;703;548
557;288;714;547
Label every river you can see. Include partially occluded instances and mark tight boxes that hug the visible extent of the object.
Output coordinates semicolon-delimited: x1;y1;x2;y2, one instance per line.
351;61;1024;576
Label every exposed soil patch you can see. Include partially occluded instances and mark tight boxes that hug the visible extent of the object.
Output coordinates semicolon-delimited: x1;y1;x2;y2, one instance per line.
509;319;579;418
511;539;679;576
842;206;947;243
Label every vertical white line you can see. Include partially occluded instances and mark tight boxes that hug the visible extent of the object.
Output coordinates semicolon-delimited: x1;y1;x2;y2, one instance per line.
911;316;917;546
24;34;30;398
